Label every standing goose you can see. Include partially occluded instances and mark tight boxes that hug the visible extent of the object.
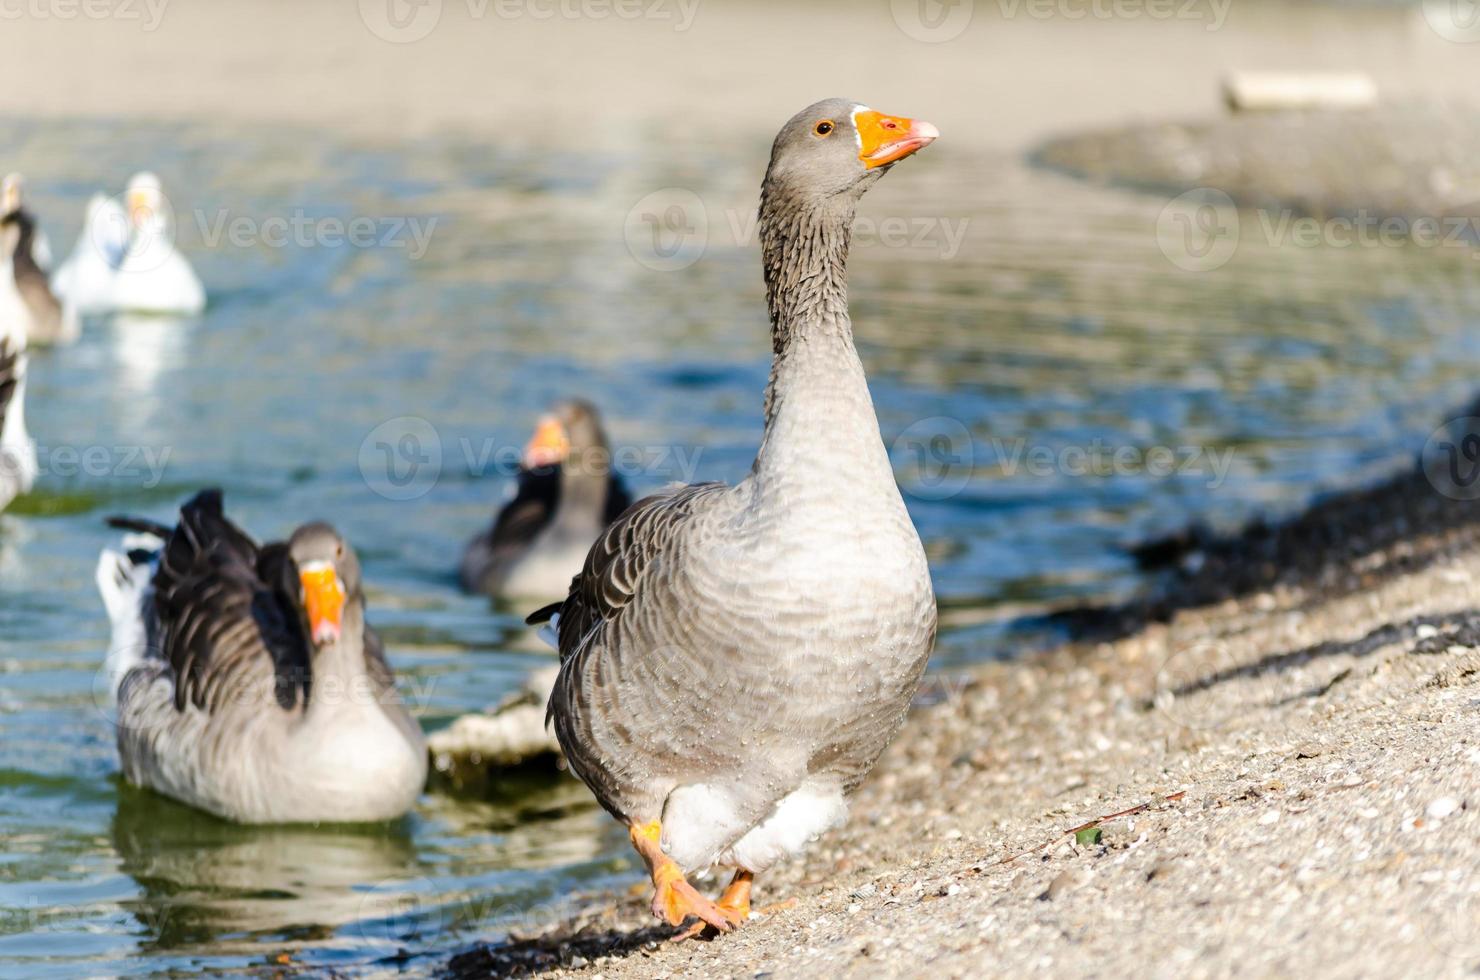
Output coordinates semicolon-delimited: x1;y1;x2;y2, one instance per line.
97;490;427;823
461;399;632;601
110;173;206;316
1;175;74;346
0;216;38;512
529;99;939;935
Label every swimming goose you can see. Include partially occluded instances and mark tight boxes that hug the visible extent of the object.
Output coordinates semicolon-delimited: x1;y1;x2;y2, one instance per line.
0;176;73;346
461;399;632;601
110;173;206;316
97;490;427;823
529;100;940;935
53;193;130;315
0;217;38;512
2;174;51;266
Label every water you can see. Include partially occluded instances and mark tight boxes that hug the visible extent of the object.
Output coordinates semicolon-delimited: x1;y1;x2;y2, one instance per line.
2;113;1480;976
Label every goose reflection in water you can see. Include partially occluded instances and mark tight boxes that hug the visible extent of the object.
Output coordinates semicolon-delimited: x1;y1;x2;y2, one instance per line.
109;785;419;952
109;315;196;412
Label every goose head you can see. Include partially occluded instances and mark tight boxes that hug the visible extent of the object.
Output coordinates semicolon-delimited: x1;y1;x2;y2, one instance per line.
289;523;362;648
1;173;22;217
522;399;610;474
125;172;168;233
763;98;938;204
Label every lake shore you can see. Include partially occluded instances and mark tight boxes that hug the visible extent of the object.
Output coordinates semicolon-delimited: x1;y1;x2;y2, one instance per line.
447;410;1480;978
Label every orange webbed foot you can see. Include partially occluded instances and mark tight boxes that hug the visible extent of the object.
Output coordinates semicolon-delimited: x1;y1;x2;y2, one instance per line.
629;822;735;938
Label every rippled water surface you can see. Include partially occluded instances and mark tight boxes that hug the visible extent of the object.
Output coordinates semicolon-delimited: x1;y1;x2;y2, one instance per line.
3;113;1480;976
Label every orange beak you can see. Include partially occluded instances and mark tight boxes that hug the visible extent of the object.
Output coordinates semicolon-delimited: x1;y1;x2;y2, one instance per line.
854;109;940;169
522;416;570;469
299;561;345;646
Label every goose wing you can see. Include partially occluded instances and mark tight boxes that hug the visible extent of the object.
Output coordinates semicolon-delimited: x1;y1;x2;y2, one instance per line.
486;466;559;556
131;490;313;713
529;481;727;702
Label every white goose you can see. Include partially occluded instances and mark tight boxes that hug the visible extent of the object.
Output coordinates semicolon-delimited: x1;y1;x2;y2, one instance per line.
110;173;206;316
53;193;130;315
0;211;39;511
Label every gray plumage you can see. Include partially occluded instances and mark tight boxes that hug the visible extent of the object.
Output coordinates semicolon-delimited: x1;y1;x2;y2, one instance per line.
462;399;631;601
98;490;427;824
536;99;939;878
1;181;73;346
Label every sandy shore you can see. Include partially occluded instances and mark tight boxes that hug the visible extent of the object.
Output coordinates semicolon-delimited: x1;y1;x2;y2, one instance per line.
447;421;1480;978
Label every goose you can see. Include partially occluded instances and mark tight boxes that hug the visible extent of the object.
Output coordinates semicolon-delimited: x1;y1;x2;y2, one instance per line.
0;214;38;511
528;99;940;936
1;174;74;346
2;173;52;266
97;489;427;823
461;399;632;601
110;173;206;316
53;193;130;315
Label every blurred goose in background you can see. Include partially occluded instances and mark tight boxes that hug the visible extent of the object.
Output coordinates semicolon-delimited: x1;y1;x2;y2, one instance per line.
529;100;939;936
110;173;206;315
53;193;130;314
2;174;52;266
461;399;631;601
97;490;427;823
1;174;74;345
0;218;38;512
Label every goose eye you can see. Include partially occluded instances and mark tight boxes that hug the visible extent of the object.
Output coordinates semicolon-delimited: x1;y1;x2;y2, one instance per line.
814;120;834;137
